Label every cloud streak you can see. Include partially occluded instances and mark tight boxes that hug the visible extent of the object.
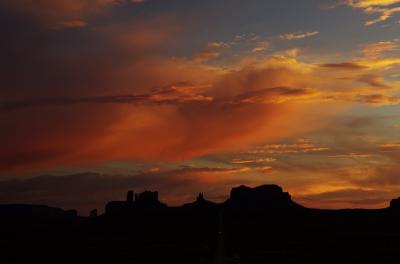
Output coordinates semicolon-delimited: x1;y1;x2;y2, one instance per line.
279;31;319;40
0;83;214;111
329;0;400;25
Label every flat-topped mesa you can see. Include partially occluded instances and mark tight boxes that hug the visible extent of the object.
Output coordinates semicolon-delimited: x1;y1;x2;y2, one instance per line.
224;184;302;211
135;191;167;209
105;190;167;215
230;185;288;200
390;197;400;209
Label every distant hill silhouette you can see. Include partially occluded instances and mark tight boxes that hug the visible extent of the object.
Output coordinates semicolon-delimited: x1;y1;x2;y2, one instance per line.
0;204;77;220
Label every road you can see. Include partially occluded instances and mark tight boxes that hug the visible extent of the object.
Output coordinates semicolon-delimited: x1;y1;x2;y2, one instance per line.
212;211;226;264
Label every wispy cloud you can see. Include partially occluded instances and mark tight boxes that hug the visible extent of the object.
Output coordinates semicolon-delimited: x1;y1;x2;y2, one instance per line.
362;41;399;58
329;0;400;26
328;153;373;158
49;20;88;30
379;142;400;151
246;139;329;155
235;87;316;104
208;42;230;48
280;31;319;40
251;41;270;53
231;158;276;164
355;94;400;105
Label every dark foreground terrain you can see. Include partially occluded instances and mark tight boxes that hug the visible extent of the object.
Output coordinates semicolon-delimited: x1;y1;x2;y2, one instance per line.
2;185;400;264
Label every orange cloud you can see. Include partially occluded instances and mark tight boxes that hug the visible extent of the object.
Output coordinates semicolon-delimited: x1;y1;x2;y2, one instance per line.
5;14;390;174
193;49;221;62
9;33;399;171
246;139;329;155
379;142;400;151
49;19;89;30
0;56;330;173
231;158;276;164
362;41;398;58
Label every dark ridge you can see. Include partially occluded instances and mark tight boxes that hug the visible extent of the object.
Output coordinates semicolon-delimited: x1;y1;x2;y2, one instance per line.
2;184;400;264
0;204;77;220
3;184;399;219
2;184;400;219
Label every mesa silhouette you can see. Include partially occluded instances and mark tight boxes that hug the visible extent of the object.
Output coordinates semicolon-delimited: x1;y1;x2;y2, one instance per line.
2;184;400;264
104;184;303;216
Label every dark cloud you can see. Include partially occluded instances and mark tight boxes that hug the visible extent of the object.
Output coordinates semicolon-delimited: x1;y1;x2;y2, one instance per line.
0;0;146;29
0;86;314;111
0;82;213;111
319;62;368;70
235;86;315;104
356;94;400;105
357;74;389;88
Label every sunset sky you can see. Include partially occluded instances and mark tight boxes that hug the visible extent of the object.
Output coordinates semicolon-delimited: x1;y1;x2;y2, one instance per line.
1;0;400;214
